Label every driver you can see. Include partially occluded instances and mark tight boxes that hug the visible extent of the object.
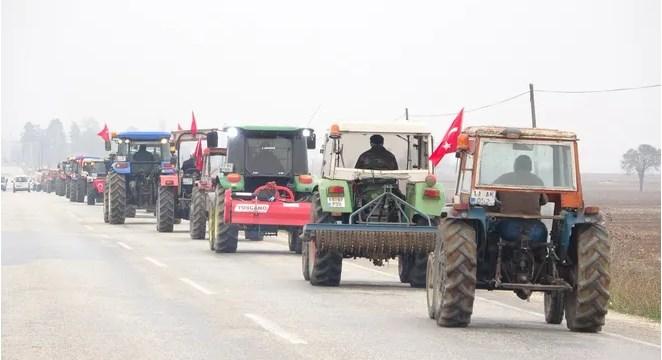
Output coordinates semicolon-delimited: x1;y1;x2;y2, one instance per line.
133;145;154;162
355;134;398;171
181;154;196;172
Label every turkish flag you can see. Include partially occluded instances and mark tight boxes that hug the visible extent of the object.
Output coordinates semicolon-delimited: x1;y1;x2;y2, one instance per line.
190;111;197;136
429;108;463;166
193;138;203;171
97;123;110;142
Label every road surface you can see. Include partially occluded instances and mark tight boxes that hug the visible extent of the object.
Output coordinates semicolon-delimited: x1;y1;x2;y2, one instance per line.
2;191;660;359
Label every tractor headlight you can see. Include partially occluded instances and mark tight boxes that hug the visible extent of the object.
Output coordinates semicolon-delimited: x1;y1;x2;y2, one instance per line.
124;139;131;144
227;127;239;138
302;129;311;137
160;138;168;144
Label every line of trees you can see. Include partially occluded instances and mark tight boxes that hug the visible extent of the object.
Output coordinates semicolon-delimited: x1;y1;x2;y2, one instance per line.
15;118;106;170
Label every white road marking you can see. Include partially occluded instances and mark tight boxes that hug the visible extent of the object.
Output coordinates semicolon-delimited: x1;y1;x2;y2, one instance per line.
347;262;660;349
244;313;307;345
179;278;215;295
84;225;95;231
144;256;167;268
116;241;133;250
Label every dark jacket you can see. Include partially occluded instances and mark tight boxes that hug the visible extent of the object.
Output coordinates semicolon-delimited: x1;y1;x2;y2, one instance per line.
355;145;398;171
181;157;196;172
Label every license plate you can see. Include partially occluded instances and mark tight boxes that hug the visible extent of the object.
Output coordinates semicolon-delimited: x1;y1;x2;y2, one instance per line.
470;190;496;206
182;177;193;185
327;197;345;208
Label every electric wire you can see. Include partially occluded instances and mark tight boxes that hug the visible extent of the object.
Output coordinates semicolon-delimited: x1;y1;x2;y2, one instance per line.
535;84;660;94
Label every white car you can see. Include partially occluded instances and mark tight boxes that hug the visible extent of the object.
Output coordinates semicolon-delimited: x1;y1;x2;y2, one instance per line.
12;176;31;192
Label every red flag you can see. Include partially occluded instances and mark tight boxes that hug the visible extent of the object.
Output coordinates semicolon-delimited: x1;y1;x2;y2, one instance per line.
97;123;110;142
190;111;197;136
193;138;203;171
429;108;463;166
177;123;183;131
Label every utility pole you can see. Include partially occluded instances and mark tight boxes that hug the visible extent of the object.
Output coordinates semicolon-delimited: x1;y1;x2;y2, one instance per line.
405;107;409;121
529;83;537;128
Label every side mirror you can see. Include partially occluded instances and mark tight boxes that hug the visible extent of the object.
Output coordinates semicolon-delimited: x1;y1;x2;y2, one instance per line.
207;131;218;148
104;140;111;151
306;132;316;149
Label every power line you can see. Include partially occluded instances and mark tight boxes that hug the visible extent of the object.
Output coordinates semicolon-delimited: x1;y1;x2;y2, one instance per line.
535;84;660;94
409;90;529;118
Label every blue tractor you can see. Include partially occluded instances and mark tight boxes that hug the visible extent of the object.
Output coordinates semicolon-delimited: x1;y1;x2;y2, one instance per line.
103;131;176;229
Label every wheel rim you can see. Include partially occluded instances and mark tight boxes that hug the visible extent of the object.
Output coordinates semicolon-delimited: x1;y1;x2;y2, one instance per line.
426;253;436;318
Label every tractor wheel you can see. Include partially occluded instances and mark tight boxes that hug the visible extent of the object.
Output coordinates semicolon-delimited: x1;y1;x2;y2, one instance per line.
435;219;476;328
565;224;610;332
408;253;429;288
103;183;109;223
245;229;264;241
545;291;565;324
107;172;126;225
69;180;76;202
307;191;342;286
426;252;440;319
87;186;96;205
189;186;206;240
397;255;412;283
125;205;136;218
288;230;303;254
66;180;71;199
76;179;86;202
213;187;238;253
156;186;175;232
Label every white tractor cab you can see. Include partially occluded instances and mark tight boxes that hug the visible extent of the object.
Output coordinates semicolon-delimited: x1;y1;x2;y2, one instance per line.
12;175;31;192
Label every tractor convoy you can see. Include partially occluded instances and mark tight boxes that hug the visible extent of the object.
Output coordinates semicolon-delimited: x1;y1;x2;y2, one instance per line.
37;122;610;333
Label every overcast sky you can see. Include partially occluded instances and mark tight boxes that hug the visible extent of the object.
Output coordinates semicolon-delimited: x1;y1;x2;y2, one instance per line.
2;0;660;172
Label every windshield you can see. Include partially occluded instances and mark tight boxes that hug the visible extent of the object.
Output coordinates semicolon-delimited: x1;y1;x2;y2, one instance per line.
15;176;28;182
326;132;430;171
119;142;168;162
84;161;107;175
477;139;575;189
245;137;292;176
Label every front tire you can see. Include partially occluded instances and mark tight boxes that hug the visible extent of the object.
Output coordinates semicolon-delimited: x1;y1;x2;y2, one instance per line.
545;292;565;324
435;219;477;328
156;186;175;232
288;230;303;254
565;223;610;332
87;186;96;205
189;186;207;240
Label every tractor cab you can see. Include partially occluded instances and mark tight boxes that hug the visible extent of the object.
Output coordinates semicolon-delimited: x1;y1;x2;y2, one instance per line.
111;131;172;176
221;126;315;195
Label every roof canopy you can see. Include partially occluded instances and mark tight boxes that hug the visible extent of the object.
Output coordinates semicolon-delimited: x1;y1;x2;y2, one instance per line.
333;122;431;134
116;131;171;141
463;126;577;140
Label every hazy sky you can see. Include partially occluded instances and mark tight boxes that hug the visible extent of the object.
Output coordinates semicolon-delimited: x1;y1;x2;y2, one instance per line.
2;0;660;172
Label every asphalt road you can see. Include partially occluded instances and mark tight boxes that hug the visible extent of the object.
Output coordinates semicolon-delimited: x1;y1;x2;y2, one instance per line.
2;191;660;360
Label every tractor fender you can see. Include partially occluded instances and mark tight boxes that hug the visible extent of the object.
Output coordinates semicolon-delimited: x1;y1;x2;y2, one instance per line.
160;174;179;187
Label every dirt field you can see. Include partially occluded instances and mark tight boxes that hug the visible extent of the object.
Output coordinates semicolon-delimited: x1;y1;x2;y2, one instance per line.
583;173;661;320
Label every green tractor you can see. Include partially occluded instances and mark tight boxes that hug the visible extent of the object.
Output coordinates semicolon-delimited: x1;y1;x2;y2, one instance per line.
302;123;445;287
207;125;316;253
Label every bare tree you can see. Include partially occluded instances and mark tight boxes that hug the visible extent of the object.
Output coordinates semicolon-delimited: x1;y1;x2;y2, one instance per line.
621;144;661;192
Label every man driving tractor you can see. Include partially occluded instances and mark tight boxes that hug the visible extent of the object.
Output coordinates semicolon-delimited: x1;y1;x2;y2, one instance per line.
355;134;398;171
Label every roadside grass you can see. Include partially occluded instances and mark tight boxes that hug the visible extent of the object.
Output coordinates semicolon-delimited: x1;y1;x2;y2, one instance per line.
609;264;660;321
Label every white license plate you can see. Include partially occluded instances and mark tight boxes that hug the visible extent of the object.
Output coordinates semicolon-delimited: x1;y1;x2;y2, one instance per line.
327;197;345;208
182;177;193;185
470;190;496;206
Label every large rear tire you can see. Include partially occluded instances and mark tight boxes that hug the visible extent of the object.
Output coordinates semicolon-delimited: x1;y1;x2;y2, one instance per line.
288;230;303;254
426;252;440;319
565;223;610;332
435;219;477;328
69;180;76;202
307;191;342;286
125;205;136;218
213;187;238;253
156;186;175;232
87;186;96;205
408;253;429;288
108;172;126;224
398;255;412;283
103;182;109;223
76;179;86;202
189;186;207;240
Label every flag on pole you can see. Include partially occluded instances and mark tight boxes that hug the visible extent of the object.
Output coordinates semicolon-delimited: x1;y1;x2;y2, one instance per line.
429;108;464;166
193;138;203;171
190;111;197;136
97;123;110;142
177;123;183;131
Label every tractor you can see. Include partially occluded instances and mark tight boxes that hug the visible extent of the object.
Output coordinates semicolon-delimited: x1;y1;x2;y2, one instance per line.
207;126;316;253
188;132;227;240
103;131;174;225
302;123;445;287
54;161;68;196
43;169;59;193
426;126;610;332
69;156;107;205
156;128;219;233
63;157;76;199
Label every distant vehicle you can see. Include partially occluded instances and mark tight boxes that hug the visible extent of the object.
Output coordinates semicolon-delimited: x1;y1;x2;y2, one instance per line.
12;175;31;192
1;176;7;191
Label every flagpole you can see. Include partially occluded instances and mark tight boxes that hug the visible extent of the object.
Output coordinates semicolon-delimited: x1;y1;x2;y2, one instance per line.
529;83;537;128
